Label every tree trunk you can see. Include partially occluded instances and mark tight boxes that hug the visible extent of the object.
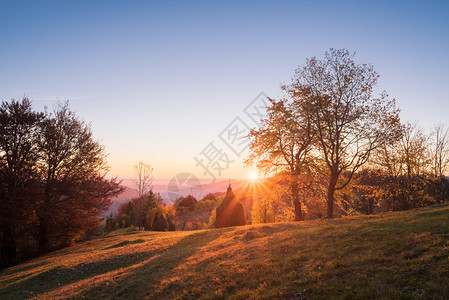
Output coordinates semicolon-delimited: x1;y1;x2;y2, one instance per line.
294;200;303;221
291;182;303;221
368;198;374;215
39;186;52;254
326;174;338;218
1;227;17;267
263;204;267;223
38;217;49;254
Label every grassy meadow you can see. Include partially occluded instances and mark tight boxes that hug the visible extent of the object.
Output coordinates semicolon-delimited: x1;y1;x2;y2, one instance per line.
1;204;449;299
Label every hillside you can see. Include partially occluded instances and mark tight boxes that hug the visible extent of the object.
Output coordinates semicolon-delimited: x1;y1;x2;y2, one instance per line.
1;205;449;299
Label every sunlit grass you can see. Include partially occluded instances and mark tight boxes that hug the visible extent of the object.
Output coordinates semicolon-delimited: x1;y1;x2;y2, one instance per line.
1;205;449;299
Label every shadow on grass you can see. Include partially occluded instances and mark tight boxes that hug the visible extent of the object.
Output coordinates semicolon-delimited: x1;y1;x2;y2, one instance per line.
105;239;147;250
0;228;233;299
0;246;165;299
77;228;234;299
416;208;449;218
0;261;48;278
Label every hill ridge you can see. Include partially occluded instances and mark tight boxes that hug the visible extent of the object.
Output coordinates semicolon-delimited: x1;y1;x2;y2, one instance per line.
1;204;449;299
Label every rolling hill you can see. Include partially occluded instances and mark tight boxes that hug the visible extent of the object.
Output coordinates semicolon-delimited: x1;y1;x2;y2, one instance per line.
1;205;448;299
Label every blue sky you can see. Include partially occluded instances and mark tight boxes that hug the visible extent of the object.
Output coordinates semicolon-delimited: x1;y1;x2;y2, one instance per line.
1;0;448;182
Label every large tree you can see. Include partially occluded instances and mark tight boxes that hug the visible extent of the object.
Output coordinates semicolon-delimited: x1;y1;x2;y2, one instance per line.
282;49;401;218
36;102;122;253
246;98;314;221
0;98;122;264
0;98;43;266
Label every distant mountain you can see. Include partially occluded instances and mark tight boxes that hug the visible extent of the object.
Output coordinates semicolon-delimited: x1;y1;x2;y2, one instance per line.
101;178;251;217
157;179;247;204
100;186;139;217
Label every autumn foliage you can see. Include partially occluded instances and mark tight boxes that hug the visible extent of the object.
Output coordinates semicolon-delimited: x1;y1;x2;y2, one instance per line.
0;98;122;268
112;191;175;231
247;49;449;221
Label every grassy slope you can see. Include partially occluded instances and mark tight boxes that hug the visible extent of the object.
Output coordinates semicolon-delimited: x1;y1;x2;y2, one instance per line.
1;205;449;299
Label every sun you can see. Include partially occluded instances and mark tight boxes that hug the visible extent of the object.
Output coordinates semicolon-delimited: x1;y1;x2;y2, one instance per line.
249;172;258;181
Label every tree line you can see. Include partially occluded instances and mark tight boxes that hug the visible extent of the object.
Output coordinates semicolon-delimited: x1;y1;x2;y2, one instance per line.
0;98;122;268
105;192;224;232
105;191;176;232
246;49;449;221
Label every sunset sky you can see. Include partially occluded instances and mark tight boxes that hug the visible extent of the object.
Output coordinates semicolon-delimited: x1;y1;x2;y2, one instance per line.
1;0;448;184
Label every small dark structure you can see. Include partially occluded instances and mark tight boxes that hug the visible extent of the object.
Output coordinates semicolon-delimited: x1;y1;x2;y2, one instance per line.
215;183;246;228
152;214;168;231
152;214;176;231
167;217;176;231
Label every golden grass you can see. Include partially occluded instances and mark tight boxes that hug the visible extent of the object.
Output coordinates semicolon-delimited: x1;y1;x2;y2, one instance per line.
1;204;449;299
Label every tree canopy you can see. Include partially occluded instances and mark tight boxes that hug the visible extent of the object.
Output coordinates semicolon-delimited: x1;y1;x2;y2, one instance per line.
0;98;122;267
247;49;402;218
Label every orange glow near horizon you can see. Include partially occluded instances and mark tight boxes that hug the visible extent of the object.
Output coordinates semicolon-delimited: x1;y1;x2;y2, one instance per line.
249;172;258;181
